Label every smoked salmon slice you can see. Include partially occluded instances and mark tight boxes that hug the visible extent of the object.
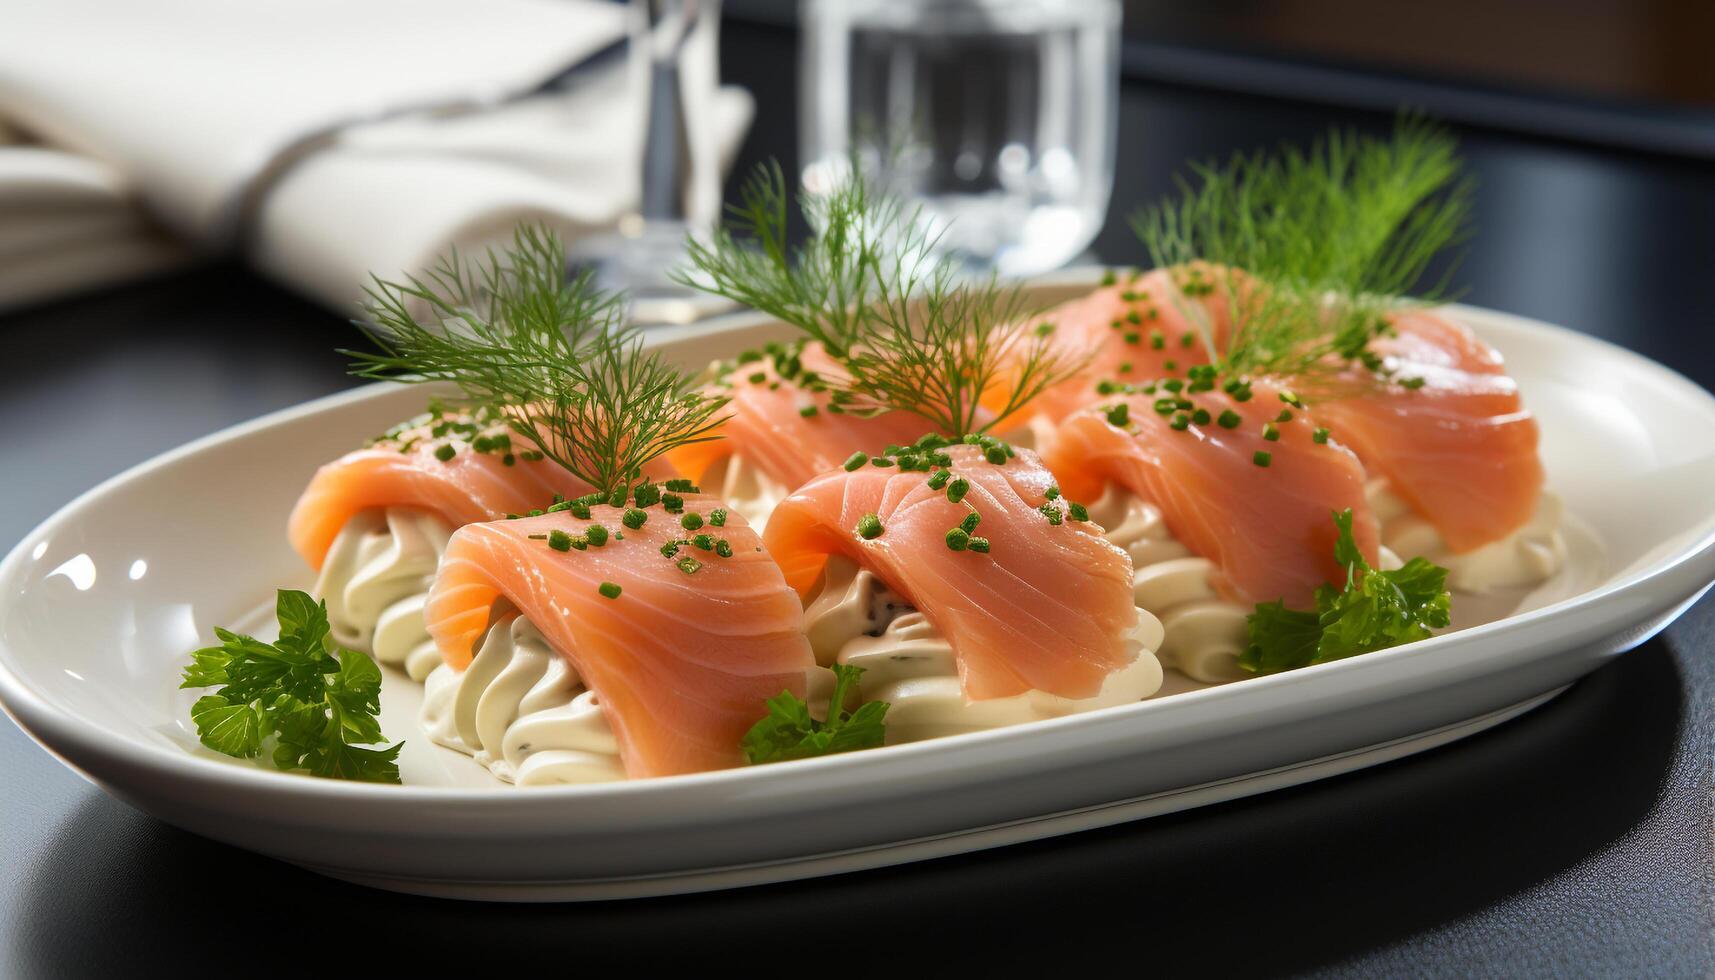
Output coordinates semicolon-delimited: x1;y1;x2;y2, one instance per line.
1044;378;1378;608
1306;310;1544;553
763;442;1139;701
288;406;593;569
663;341;938;493
424;492;817;778
1010;265;1238;426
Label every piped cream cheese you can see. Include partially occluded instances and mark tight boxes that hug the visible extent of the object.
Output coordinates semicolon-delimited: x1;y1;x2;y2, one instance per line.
1084;485;1252;683
1367;480;1566;592
695;451;791;531
803;557;1164;742
421;611;626;785
314;507;452;681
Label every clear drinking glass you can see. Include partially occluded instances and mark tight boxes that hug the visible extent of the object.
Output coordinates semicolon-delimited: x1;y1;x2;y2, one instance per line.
800;0;1120;278
573;0;728;325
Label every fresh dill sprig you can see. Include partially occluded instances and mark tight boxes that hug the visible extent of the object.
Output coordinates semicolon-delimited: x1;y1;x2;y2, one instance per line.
678;160;925;358
1131;116;1473;381
346;225;727;493
681;162;1086;436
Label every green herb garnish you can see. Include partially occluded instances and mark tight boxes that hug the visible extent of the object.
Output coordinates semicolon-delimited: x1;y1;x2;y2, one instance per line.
348;226;727;496
1241;509;1451;675
180;590;402;783
682;163;1088;437
1131;117;1471;385
741;663;889;764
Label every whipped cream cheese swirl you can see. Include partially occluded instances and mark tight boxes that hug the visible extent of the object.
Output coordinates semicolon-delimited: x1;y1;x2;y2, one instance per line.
804;557;1164;741
1367;480;1565;591
421;611;625;785
694;451;791;531
1083;486;1252;684
314;507;453;681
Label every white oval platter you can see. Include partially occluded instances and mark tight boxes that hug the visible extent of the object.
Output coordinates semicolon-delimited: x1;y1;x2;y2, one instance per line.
2;269;1713;901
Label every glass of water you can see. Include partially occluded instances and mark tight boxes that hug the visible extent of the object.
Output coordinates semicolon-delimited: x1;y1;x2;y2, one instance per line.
800;0;1120;278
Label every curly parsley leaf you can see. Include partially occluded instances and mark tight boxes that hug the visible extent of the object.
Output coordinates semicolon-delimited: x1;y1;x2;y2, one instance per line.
180;589;403;783
742;663;888;764
1241;509;1451;675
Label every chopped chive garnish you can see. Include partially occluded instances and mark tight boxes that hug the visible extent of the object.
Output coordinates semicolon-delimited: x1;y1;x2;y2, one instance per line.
676;557;702;574
968;536;991;553
843;451;869;471
799;405;818;417
598;582;621;599
681;513;704;531
1068;502;1089;522
709;508;728;527
927;469;951;490
1253;450;1272;467
871;456;895;468
715;539;733;558
748;372;766;384
947;477;971;503
1107;403;1131;426
662;493;684;513
1044;485;1060;500
1040;503;1064;526
1262;423;1280;441
548;529;573;552
1276;408;1294;422
569;503;592;519
1401;376;1426;389
585;525;609;547
691;534;715;551
502;453;515;466
1170;412;1190;431
856;513;883;539
1150;330;1165;350
1124;332;1141;345
622;508;647;529
661;540;681;558
984;446;1006;465
1181;333;1196;348
434;444;456;462
633;484;661;507
606;487;627;508
1313;427;1331;444
1101;268;1117;286
1192;408;1212;425
960;511;981;533
945;527;970;551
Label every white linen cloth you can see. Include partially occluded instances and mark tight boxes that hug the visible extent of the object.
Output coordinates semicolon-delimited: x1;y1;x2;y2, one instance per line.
0;0;752;312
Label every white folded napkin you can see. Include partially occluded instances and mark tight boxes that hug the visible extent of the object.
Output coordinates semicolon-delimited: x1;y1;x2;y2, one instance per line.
0;0;751;312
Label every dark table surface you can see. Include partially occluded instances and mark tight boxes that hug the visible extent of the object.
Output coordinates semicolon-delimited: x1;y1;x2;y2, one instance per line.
4;19;1713;978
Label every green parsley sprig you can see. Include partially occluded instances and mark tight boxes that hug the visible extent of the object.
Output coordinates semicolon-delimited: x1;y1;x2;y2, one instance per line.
1241;509;1451;674
180;590;403;783
742;663;888;764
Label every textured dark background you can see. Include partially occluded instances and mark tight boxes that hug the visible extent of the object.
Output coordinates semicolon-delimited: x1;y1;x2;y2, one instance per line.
3;16;1713;978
